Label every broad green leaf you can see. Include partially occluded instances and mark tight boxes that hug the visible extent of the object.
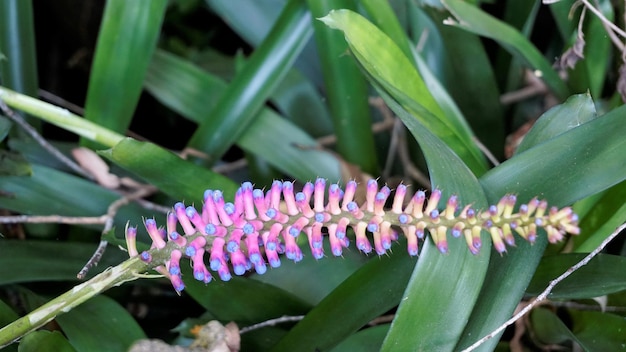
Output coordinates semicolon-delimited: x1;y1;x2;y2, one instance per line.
0;116;11;141
145;50;341;181
56;295;145;352
320;9;487;175
181;265;310;325
330;325;389;352
101;138;238;204
307;0;378;174
205;0;322;87
189;0;312;164
530;307;582;346
569;310;626;350
527;254;626;299
0;164;148;233
18;331;76;352
0;240;129;285
517;93;596;151
268;69;333;138
0;0;40;130
270;245;417;351
481;105;626;204
412;5;505;158
374;86;489;351
0;298;19;351
573;180;626;252
442;0;569;100
459;105;626;350
0;150;31;176
82;0;167;149
530;308;626;350
252;241;370;305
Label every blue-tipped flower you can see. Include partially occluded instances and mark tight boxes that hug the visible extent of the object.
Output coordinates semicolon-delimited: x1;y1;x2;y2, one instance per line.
125;178;580;293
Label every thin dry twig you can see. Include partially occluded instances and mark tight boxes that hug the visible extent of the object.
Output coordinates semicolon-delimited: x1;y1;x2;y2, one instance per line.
239;315;305;334
462;221;626;352
0;100;94;180
77;185;158;279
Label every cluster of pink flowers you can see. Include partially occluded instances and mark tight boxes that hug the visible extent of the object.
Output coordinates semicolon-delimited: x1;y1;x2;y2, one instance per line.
125;178;580;293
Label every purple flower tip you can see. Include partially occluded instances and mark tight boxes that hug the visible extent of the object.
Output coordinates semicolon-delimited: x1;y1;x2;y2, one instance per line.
140;251;151;262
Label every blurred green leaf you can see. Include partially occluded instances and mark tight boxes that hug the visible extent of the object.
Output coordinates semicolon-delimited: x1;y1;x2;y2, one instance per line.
252;241;370;305
569;309;626;350
101;138;238;204
205;0;322;87
0;116;11;141
320;9;487;175
530;307;581;345
18;331;76;352
270;245;416;351
330;325;388;352
56;295;145;352
82;0;167;149
269;69;333;138
530;308;626;350
0;150;31;176
0;240;128;285
574;180;626;252
181;265;310;325
527;254;626;299
145;50;341;181
189;0;312;164
0;0;39;98
442;0;569;100
307;0;378;174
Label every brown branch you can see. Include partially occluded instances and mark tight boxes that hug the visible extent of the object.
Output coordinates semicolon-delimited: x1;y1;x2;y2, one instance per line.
77;185;158;279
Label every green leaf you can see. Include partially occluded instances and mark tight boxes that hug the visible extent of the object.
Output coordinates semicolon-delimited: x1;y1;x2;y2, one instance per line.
270;245;417;351
459;105;626;350
307;0;378;174
144;50;341;181
100;138;238;204
188;0;313;164
412;5;505;158
0;0;39;99
442;0;569;100
0;150;31;176
374;85;489;351
0;240;129;285
569;310;626;351
330;325;389;352
527;254;626;299
0;164;148;232
319;9;487;175
517;93;596;152
82;0;167;148
530;307;582;346
252;241;370;305
55;295;145;352
573;180;626;252
18;331;76;352
181;265;310;325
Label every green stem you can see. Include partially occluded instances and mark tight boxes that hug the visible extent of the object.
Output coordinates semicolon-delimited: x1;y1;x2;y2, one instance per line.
0;256;149;347
0;85;125;147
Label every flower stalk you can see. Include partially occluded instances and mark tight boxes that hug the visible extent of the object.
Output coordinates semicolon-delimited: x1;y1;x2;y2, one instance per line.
126;178;580;293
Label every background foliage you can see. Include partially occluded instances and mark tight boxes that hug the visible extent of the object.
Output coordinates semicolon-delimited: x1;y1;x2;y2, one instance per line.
1;0;626;351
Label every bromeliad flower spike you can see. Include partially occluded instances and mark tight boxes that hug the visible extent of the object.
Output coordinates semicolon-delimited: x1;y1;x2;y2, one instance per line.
126;178;580;293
